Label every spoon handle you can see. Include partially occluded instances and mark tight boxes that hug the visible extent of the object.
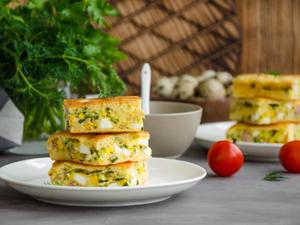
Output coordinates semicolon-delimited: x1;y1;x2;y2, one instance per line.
141;63;151;115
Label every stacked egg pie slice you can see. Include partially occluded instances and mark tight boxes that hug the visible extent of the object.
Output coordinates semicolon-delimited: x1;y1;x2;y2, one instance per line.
47;96;151;187
227;74;300;143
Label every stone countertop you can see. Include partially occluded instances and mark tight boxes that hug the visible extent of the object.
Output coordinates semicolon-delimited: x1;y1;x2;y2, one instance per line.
0;141;299;225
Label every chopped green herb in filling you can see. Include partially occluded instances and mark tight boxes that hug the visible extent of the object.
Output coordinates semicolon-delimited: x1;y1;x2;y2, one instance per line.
244;101;253;107
263;86;271;90
269;103;279;109
110;156;118;163
266;71;281;76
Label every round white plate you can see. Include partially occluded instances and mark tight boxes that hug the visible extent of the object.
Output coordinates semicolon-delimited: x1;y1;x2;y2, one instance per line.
0;157;206;207
195;121;282;161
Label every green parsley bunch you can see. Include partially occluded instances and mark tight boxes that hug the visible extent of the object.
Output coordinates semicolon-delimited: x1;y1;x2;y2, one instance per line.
0;0;126;140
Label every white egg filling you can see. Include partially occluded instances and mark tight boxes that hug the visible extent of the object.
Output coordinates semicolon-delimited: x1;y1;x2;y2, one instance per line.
131;170;138;185
251;114;259;121
114;144;131;157
108;183;118;187
99;118;113;129
79;144;90;154
261;117;271;124
253;131;259;137
286;103;292;110
144;147;152;157
138;138;148;145
131;123;142;129
74;174;87;185
277;113;284;120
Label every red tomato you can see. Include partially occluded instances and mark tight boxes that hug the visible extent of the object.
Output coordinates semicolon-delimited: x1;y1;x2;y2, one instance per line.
208;140;244;177
279;141;300;173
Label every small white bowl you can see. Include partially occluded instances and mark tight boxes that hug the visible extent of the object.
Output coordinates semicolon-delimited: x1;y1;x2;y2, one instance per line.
144;101;202;158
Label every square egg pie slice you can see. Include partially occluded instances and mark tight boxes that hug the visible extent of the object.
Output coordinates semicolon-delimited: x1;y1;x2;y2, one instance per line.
233;74;300;101
64;96;144;133
230;98;300;125
49;160;148;187
47;131;151;166
226;122;300;143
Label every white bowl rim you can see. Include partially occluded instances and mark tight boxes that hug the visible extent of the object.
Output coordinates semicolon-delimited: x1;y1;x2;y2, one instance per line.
146;101;202;117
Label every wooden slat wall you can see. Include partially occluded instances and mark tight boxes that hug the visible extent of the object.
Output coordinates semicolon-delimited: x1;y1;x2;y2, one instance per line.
237;0;300;73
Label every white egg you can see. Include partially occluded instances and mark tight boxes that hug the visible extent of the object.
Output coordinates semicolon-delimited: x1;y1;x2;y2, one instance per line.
144;147;152;157
131;123;142;129
79;144;90;154
138;139;148;145
172;74;198;100
277;113;284;120
114;144;130;157
251;114;259;121
130;170;138;185
216;72;233;85
108;183;119;187
99;118;113;129
198;70;217;83
253;131;259;136
286;103;292;110
261;117;271;124
153;76;178;98
74;175;87;185
293;83;298;96
198;78;226;99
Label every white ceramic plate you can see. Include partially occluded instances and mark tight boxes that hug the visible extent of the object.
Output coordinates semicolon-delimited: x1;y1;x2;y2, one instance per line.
0;157;206;207
195;121;282;161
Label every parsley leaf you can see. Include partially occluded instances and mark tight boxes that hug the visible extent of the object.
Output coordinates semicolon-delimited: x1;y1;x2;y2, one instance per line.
0;0;126;140
264;171;287;181
266;71;281;76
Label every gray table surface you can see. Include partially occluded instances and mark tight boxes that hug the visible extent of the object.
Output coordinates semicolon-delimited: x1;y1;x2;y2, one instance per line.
0;141;299;225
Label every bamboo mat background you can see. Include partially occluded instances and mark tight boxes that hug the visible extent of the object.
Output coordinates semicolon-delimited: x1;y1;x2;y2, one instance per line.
107;0;241;95
237;0;300;73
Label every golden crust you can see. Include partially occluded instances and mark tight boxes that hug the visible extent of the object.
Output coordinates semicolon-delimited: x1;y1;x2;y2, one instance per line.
233;74;300;100
48;130;149;143
232;97;300;104
235;73;300;77
234;74;300;82
64;96;141;108
233;74;300;88
68;128;143;134
50;160;135;172
228;122;294;129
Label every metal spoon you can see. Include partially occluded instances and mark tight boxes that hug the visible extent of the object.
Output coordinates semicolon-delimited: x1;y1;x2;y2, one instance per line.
141;63;151;115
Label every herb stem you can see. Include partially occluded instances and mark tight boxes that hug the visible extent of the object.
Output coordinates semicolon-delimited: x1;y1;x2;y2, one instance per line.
264;171;287;181
62;55;89;65
36;54;89;65
17;66;48;98
46;106;59;131
46;54;89;65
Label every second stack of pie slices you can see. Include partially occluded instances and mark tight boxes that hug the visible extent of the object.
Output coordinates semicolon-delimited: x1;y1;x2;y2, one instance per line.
227;74;300;143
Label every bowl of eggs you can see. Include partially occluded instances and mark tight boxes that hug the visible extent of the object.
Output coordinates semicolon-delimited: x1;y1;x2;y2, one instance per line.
152;70;233;123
